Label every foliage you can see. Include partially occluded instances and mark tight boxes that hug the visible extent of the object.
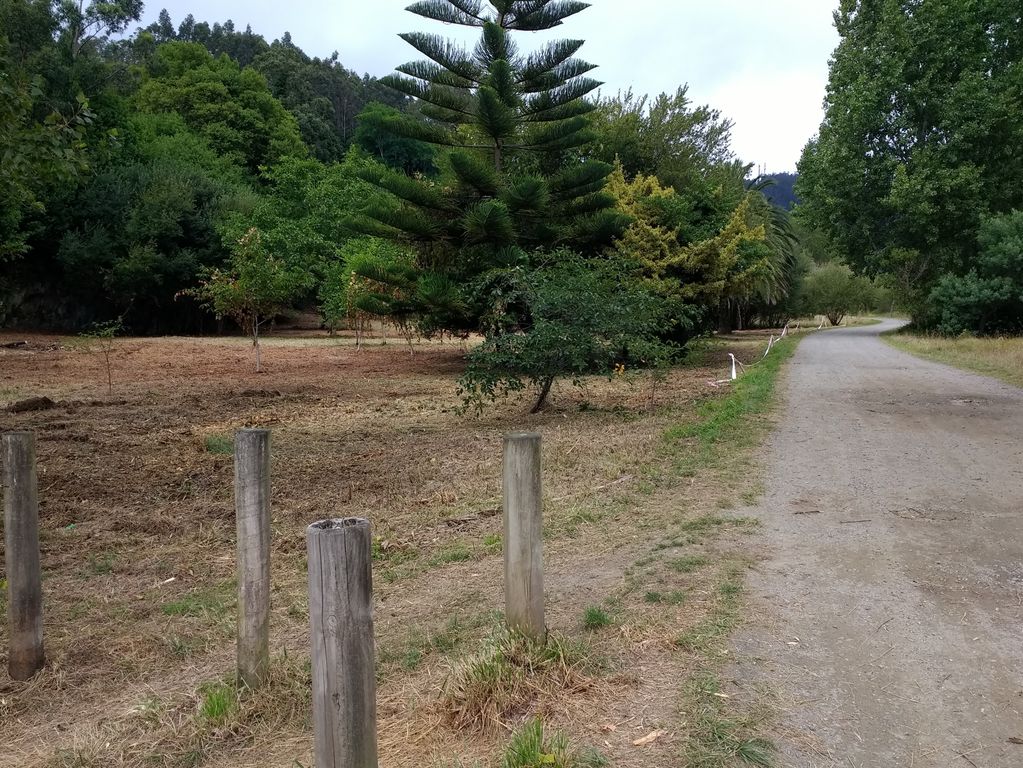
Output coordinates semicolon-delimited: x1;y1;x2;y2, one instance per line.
799;262;876;326
352;0;628;336
53;112;253;331
188;227;311;370
318;238;416;341
135;41;308;174
590;87;736;191
458;255;676;413
70;317;122;393
926;211;1023;335
0;29;94;260
797;0;1023;314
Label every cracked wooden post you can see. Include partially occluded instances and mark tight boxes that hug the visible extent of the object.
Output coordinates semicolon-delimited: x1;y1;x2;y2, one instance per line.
503;432;545;639
3;431;45;680
307;518;377;768
235;428;271;689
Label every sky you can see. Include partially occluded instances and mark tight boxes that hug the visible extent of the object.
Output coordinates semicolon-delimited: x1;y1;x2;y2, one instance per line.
139;1;840;173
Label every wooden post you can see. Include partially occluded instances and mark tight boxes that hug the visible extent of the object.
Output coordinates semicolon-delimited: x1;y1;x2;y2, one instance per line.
235;428;271;689
307;518;377;768
503;433;545;639
3;432;45;680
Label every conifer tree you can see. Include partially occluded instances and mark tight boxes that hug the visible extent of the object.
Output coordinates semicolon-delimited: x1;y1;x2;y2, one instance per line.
351;0;628;334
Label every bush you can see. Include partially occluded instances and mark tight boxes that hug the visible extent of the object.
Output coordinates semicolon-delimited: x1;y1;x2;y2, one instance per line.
926;211;1023;335
457;254;678;414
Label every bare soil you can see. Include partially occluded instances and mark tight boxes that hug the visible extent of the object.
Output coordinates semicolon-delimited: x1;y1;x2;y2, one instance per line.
0;330;784;768
732;320;1023;766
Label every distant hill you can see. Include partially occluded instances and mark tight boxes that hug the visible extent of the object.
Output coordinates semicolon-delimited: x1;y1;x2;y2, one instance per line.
760;172;799;210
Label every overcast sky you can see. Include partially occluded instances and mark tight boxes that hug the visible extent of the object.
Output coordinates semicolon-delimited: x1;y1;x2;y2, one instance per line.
139;1;840;172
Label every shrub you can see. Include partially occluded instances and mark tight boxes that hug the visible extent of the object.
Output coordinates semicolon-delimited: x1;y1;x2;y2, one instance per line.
798;262;876;325
926;211;1023;335
458;253;677;414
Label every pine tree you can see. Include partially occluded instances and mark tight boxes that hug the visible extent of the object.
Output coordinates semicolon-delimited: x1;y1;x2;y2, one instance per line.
351;0;628;334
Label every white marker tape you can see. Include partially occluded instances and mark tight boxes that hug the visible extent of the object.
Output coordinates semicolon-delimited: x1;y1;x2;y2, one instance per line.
729;353;737;381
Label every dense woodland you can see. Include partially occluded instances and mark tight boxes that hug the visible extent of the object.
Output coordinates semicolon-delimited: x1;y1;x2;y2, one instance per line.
2;0;1019;406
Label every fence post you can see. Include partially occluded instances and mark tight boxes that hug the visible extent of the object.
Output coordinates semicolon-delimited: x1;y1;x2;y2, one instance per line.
503;433;545;639
235;428;271;689
3;432;45;680
307;518;377;768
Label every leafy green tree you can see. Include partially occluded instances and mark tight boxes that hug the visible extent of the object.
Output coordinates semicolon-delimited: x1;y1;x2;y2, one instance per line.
135;41;307;174
927;211;1023;335
458;254;674;413
590;87;736;192
352;0;628;335
797;0;1023;314
799;262;876;327
54;111;252;331
188;227;312;371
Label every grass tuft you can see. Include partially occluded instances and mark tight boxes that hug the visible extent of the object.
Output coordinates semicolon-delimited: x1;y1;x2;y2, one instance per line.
582;606;612;631
441;628;597;732
669;555;710;574
203;434;234;455
682;673;775;767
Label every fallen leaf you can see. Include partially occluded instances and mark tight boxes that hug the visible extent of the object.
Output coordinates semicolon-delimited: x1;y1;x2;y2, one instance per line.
1009;737;1023;745
599;724;617;733
632;730;667;746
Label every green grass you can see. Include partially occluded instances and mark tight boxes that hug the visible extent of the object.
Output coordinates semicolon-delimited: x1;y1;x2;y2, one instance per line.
198;681;237;724
203;434;234;455
582;606;612;630
162;581;235;620
682;674;775;767
664;339;797;475
428;542;474;566
644;590;686;605
669;555;710;574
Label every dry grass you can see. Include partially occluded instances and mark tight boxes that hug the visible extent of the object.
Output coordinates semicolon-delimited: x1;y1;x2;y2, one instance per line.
885;332;1023;388
0;326;799;768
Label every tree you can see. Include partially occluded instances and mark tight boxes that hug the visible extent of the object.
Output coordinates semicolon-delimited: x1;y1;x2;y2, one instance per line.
135;41;307;174
797;0;1023;317
927;210;1023;335
458;254;674;413
590;87;736;191
351;0;628;335
55;0;143;59
188;228;311;371
799;262;876;327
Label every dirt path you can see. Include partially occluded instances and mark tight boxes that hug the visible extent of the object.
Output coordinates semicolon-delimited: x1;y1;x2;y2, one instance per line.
734;319;1023;767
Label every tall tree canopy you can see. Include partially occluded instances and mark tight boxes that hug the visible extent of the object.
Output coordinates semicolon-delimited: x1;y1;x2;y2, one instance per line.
797;0;1023;316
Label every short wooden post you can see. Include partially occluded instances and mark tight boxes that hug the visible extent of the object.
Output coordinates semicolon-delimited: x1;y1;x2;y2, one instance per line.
235;428;271;689
307;518;377;768
503;433;545;639
3;432;45;680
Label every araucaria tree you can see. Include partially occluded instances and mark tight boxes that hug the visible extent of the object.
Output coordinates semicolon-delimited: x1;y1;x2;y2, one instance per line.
352;0;628;336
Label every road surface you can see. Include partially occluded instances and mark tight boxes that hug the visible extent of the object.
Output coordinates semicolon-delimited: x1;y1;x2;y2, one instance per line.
734;319;1023;767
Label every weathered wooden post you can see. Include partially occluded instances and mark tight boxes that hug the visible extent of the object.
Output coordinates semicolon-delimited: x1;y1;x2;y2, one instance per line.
3;431;45;680
503;433;545;639
235;428;271;689
306;518;377;768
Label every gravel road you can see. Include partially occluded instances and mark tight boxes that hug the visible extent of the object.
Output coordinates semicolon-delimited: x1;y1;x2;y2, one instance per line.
733;319;1023;767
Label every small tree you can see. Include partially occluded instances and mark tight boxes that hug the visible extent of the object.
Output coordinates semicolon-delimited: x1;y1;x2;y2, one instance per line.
458;254;674;414
190;228;310;371
799;262;875;326
71;319;123;394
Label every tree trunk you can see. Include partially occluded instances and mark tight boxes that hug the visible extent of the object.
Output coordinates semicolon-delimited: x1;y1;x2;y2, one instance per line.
252;315;262;373
530;377;554;414
717;301;735;335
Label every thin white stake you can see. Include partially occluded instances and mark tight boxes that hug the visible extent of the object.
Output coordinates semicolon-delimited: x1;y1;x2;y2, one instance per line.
729;353;738;380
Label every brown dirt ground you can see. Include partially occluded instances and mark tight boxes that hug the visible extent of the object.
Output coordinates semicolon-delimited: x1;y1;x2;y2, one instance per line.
0;329;785;768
